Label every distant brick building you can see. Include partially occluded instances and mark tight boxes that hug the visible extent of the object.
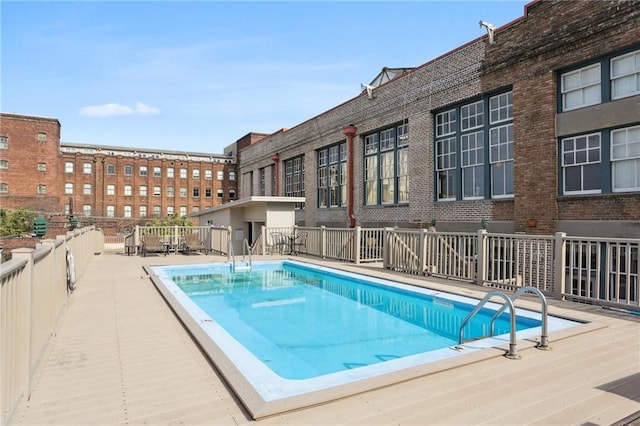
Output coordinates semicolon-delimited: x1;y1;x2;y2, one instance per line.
0;113;240;233
235;0;640;237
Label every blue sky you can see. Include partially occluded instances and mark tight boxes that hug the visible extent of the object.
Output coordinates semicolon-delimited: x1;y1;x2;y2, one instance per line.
2;1;529;154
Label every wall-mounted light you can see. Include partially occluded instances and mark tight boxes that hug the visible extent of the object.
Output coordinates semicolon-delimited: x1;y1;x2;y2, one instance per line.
360;83;375;100
479;20;496;44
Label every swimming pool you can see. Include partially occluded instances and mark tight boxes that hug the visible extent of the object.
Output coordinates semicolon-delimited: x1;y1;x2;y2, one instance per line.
149;260;582;419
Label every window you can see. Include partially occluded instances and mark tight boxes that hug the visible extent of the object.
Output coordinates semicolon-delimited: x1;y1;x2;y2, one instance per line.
217;170;224;180
561;133;602;194
179;206;187;217
107;164;116;175
83;205;92;216
193;206;200;213
83;162;92;174
271;165;276;195
37;163;46;171
0;183;7;193
433;92;513;201
65;162;74;173
37;132;47;141
0;136;7;149
229;171;236;181
318;142;347;207
167;167;174;178
259;167;266;196
64;183;74;194
205;170;212;180
193;169;200;179
611;49;640;100
364;123;409;205
124;165;133;176
217;189;224;198
180;168;187;178
153;167;161;177
611;125;640;192
83;183;92;195
153;186;161;196
229;188;236;199
106;184;116;196
205;188;212;198
561;63;601;111
167;186;174;197
179;187;187;197
64;204;70;215
0;160;7;169
124;185;132;196
193;187;200;197
153;205;161;217
167;206;174;216
124;205;132;218
37;184;46;194
139;205;147;217
106;205;115;217
284;155;305;208
139;166;148;177
140;185;148;197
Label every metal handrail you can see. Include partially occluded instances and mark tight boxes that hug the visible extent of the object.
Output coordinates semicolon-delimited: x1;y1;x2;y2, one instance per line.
242;239;252;271
489;286;550;350
458;291;520;359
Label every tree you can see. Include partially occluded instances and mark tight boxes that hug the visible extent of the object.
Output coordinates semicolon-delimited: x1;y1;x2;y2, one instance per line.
145;214;193;227
0;208;37;236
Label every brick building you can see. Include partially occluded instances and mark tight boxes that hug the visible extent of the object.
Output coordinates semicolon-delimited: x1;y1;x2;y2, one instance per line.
235;0;640;237
1;113;239;232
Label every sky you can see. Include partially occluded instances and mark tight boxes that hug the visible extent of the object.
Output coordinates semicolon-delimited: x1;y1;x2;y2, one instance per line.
2;0;529;154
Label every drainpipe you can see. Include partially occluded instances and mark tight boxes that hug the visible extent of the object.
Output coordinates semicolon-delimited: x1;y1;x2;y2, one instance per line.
271;153;280;196
342;124;357;228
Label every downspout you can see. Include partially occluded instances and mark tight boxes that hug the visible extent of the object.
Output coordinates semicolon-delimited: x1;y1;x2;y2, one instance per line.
342;124;357;228
271;153;280;196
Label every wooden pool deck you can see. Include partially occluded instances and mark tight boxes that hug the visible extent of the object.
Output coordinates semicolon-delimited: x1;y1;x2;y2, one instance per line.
10;252;640;426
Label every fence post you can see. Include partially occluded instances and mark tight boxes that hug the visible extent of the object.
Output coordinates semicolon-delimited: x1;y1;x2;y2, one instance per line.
476;229;488;286
354;226;361;264
261;225;267;255
419;228;427;275
11;248;35;413
554;232;567;300
321;226;326;259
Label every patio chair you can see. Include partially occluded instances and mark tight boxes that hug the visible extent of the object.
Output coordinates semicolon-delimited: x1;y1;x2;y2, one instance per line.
141;234;166;257
268;232;287;254
291;232;308;255
183;233;208;255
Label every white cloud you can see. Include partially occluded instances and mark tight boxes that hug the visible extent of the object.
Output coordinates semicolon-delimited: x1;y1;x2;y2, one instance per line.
79;102;160;117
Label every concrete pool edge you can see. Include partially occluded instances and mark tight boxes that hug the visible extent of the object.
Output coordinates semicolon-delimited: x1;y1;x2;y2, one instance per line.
145;262;604;420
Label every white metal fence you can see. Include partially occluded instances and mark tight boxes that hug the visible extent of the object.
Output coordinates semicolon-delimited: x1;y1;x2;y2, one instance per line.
124;225;231;255
1;226;103;426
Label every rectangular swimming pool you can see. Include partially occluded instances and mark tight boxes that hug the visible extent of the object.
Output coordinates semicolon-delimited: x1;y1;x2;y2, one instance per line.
149;260;582;419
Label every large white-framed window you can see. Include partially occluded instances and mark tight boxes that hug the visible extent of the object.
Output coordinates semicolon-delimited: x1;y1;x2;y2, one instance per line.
179;206;187;217
83;183;92;195
124;185;132;196
106;184;116;196
229;171;236;181
37;163;47;171
0;136;7;149
180;168;187;179
124;165;133;176
318;142;347;208
167;167;174;178
217;189;224;198
217;170;224;180
124;205;132;218
64;183;74;194
193;169;200;179
205;187;212;198
139;166;148;177
107;164;116;175
167;206;174;216
205;170;212;180
139;185;148;197
561;133;602;195
229;188;236;199
83;205;92;216
611;49;640;100
153;205;161;217
167;186;174;197
106;205;115;217
179;187;187;197
611;125;640;192
153;167;161;177
37;184;46;194
0;160;8;169
0;183;7;193
561;63;601;111
193;187;200;198
139;205;147;218
153;186;161;197
65;162;74;173
83;162;92;174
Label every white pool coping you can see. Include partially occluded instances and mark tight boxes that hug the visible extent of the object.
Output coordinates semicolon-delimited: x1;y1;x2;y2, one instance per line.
149;260;588;419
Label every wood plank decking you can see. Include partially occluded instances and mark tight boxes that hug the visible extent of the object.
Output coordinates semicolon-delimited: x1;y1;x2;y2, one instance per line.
10;253;640;426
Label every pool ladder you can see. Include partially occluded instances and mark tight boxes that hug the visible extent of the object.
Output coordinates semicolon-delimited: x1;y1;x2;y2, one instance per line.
458;286;549;359
229;239;252;273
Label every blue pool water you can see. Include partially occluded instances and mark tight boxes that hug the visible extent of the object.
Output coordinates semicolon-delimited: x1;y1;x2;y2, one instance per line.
157;261;539;380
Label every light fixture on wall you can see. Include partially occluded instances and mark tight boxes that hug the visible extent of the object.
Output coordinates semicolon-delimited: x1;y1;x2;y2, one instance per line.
479;20;496;44
361;83;375;100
